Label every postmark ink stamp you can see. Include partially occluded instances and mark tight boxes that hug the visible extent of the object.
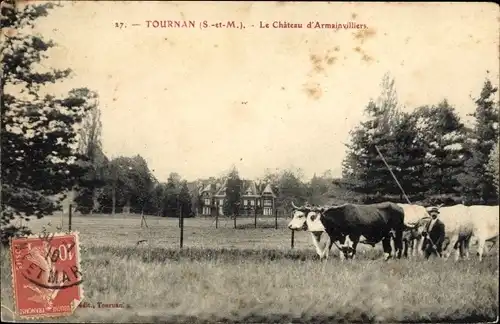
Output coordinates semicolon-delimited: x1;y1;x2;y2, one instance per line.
10;231;84;319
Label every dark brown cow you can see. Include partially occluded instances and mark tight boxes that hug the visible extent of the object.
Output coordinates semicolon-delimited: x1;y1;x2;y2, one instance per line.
313;202;406;260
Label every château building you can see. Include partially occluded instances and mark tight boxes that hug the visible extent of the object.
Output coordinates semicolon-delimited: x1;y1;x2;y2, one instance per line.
197;180;277;216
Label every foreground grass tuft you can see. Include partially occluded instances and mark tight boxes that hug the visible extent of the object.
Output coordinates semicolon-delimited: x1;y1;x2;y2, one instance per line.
1;246;498;323
1;214;498;323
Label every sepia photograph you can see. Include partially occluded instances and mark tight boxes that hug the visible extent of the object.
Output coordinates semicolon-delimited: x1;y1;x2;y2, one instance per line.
1;1;499;323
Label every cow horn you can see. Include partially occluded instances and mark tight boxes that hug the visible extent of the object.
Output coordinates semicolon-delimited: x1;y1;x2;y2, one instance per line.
291;201;300;209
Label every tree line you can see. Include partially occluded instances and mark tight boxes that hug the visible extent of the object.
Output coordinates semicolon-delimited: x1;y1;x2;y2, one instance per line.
340;73;499;206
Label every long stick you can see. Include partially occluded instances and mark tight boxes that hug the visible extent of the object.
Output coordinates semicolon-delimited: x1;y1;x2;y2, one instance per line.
375;145;411;204
375;145;441;257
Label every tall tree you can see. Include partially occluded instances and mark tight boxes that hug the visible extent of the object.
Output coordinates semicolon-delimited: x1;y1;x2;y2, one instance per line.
414;101;468;205
97;155;156;214
99;157;131;214
178;181;193;217
342;73;404;203
223;166;242;217
128;155;156;213
459;79;499;204
151;183;167;216
164;172;181;217
487;141;499;197
1;1;92;244
73;89;107;214
276;168;308;209
388;112;427;201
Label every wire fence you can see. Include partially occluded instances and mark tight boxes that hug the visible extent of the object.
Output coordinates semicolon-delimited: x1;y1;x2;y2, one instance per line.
57;204;298;249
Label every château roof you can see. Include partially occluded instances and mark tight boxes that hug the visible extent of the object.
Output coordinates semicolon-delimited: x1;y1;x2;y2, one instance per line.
241;180;259;197
261;183;277;198
214;179;227;197
200;179;277;198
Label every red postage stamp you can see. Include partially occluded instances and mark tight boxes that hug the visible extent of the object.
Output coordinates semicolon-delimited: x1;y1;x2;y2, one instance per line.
10;231;84;319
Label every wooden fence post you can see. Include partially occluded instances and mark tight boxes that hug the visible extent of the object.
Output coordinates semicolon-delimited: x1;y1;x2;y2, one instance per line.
275;209;278;229
68;204;72;231
291;230;295;249
216;211;219;229
254;210;257;228
233;214;236;229
180;206;184;249
178;201;181;228
141;209;148;228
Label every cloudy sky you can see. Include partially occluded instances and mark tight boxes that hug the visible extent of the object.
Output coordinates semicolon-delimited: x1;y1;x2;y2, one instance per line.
23;1;499;182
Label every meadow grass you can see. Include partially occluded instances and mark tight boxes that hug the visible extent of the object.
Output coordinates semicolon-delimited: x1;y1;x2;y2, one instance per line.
1;213;498;323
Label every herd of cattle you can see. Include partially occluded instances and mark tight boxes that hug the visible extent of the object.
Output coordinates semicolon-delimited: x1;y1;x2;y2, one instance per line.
287;202;499;262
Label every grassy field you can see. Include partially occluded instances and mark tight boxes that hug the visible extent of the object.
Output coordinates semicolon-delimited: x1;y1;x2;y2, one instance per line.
1;213;498;323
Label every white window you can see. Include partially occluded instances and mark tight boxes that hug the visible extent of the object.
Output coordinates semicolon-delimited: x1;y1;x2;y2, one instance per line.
219;199;224;205
257;200;261;206
243;200;248;206
250;200;255;206
204;198;211;205
264;200;272;207
264;207;272;216
203;207;211;215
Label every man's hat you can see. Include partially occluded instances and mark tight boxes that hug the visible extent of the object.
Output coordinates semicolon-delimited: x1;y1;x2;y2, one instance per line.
427;207;440;215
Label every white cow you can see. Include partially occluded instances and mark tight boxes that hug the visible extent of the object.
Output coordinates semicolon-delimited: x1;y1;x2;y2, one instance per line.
427;204;472;261
466;205;499;262
416;204;499;262
397;203;430;258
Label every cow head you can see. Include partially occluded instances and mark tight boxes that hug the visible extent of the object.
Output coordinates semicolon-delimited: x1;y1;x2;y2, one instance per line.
414;217;431;237
288;202;327;231
288;202;312;231
305;210;327;232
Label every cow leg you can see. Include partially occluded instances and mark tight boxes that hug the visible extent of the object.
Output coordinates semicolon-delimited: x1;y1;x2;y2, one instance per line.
336;235;346;261
412;238;420;258
444;234;458;260
409;239;415;258
382;236;392;261
310;232;324;259
460;237;471;260
476;238;486;262
394;230;404;259
464;238;470;260
458;240;464;258
339;247;345;261
350;239;359;260
417;236;425;257
343;235;359;259
402;239;409;259
451;236;462;262
326;237;338;260
320;235;334;260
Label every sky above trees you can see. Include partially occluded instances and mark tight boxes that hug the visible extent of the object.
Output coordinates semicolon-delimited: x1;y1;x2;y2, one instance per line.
15;1;499;182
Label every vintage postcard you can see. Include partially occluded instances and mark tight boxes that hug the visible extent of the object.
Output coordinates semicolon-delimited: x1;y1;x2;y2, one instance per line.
1;0;498;323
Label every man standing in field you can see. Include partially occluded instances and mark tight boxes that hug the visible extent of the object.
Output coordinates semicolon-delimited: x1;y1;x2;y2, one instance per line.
422;207;445;259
